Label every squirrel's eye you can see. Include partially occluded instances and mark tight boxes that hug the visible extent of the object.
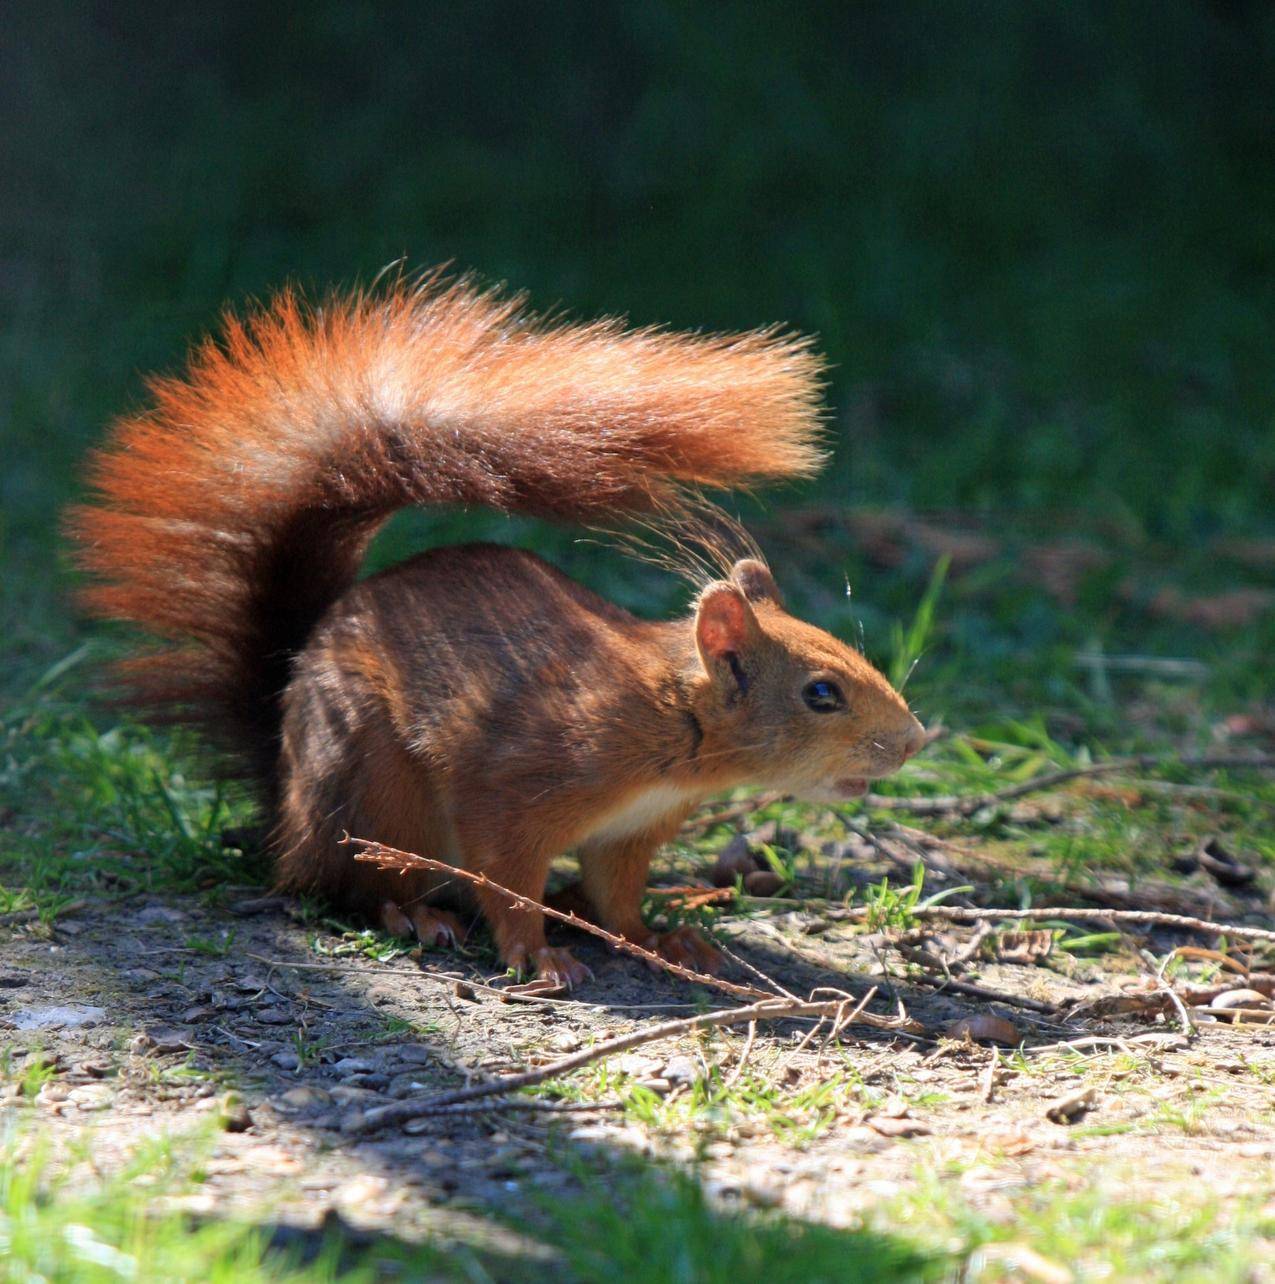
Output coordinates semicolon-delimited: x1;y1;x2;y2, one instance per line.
802;679;845;713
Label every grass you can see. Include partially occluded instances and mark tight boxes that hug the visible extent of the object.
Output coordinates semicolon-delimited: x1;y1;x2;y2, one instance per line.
0;1115;945;1283
4;3;1275;1278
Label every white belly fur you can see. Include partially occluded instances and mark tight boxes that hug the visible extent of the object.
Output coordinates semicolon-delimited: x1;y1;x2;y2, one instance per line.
584;782;703;846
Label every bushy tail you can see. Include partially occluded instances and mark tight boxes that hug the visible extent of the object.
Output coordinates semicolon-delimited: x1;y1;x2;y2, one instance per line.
68;273;825;784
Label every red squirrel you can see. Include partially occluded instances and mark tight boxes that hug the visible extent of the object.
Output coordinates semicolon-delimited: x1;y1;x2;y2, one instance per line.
70;274;925;988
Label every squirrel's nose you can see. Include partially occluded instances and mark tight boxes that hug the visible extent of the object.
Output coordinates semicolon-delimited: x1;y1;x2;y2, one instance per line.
900;718;927;761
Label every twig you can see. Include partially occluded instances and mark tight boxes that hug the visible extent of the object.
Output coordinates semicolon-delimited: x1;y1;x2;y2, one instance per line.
404;1099;625;1120
863;753;1275;817
347;836;808;1006
905;971;1058;1015
1142;948;1195;1037
723;1021;757;1090
344;989;895;1135
847;903;1275;947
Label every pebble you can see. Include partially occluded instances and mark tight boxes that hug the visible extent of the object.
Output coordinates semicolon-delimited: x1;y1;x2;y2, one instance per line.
332;1057;377;1075
330;1085;384;1107
67;1084;113;1111
143;1027;192;1053
662;1055;697;1086
277;1086;333;1112
271;1049;301;1070
10;1004;106;1031
254;1007;294;1025
341;1073;390;1091
135;904;186;925
393;1046;434;1066
387;1071;433;1098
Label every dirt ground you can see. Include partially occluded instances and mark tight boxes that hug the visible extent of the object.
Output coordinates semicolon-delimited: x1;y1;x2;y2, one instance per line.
5;840;1275;1272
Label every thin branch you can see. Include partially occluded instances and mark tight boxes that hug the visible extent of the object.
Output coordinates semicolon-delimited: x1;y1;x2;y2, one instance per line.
345;835;778;1003
343;989;884;1135
905;971;1058;1015
403;1099;625;1120
847;903;1275;946
863;753;1275;817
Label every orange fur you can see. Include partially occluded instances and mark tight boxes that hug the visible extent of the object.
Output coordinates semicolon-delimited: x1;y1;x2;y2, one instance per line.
68;270;924;989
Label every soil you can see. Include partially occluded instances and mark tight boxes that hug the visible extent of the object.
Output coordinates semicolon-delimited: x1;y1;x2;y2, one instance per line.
4;865;1275;1263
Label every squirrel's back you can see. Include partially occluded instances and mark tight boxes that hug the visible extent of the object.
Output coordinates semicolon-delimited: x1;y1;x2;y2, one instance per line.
68;272;825;791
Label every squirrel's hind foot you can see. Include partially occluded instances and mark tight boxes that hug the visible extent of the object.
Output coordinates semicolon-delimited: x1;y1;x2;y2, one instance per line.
648;926;724;976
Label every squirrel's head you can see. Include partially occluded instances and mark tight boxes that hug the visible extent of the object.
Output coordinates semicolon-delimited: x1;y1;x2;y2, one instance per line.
689;559;926;802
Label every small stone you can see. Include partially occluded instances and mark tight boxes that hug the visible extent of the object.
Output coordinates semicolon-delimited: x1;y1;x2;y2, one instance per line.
1044;1087;1099;1125
387;1072;433;1098
67;1083;112;1114
217;1093;253;1132
452;980;478;1001
330;1085;384;1107
234;975;268;993
710;834;759;888
866;1114;932;1138
72;1060;111;1079
144;1027;192;1053
742;870;784;898
180;1005;215;1023
0;974;29;988
271;1049;301;1071
341;1073;389;1090
254;1007;294;1025
332;1057;376;1075
662;1055;697;1087
135;904;186;925
277;1086;333;1113
392;1046;434;1066
10;1004;107;1032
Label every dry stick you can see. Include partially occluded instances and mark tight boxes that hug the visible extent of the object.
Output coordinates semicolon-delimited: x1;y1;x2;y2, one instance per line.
346;835;909;1028
906;971;1058;1015
346;835;771;1003
723;1021;758;1090
403;1099;625;1120
863;752;1275;817
343;990;881;1135
851;904;1275;947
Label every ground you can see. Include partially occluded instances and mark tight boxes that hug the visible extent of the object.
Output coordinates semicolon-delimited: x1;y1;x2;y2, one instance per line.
5;649;1275;1279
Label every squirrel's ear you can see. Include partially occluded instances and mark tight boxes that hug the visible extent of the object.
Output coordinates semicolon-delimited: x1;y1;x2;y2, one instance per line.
730;558;783;606
694;583;758;669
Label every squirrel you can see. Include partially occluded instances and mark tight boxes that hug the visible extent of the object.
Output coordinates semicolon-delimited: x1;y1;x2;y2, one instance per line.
69;273;925;989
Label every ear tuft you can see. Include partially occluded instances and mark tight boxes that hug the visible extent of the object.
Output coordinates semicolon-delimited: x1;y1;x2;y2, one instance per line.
731;558;783;605
694;584;754;662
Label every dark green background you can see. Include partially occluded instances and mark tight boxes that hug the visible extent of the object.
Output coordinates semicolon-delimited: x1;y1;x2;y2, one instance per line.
5;0;1275;689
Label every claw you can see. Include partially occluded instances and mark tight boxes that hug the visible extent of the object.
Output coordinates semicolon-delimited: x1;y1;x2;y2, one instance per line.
408;905;468;950
531;946;593;990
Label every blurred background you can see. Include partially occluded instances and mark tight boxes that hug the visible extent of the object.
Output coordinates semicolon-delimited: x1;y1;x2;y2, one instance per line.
5;0;1275;713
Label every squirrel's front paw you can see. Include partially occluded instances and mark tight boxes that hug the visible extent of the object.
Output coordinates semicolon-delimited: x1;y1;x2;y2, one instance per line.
650;926;723;975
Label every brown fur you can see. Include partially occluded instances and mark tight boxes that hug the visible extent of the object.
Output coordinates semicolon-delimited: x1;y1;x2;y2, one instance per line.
68;272;923;987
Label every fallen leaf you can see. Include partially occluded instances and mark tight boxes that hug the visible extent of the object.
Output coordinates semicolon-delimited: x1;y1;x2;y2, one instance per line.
866;1114;932;1138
